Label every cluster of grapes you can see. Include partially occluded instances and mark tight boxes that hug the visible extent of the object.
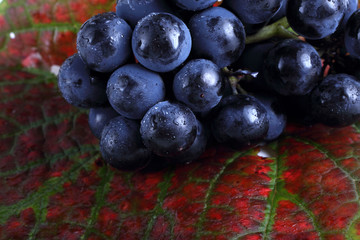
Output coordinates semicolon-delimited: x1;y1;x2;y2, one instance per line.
58;0;360;171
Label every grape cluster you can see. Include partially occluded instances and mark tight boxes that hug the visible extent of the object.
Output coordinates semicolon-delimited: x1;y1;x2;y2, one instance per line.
58;0;360;171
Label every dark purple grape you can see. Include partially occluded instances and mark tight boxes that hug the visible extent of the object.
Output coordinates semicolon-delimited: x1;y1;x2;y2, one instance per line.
116;0;172;27
173;59;224;113
132;12;192;72
211;95;269;145
255;94;287;141
107;64;166;119
341;0;358;28
188;7;246;68
100;116;151;171
171;0;217;11
140;101;198;157
263;39;322;96
225;0;285;24
77;12;132;73
286;0;346;39
169;120;208;164
345;9;360;58
271;0;288;22
88;106;119;139
311;74;360;127
58;53;108;108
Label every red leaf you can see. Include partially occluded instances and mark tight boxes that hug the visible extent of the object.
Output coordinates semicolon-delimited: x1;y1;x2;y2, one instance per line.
1;0;360;239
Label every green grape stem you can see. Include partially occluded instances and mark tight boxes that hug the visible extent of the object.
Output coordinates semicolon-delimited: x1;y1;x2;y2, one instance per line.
245;17;299;44
222;18;299;95
223;67;250;95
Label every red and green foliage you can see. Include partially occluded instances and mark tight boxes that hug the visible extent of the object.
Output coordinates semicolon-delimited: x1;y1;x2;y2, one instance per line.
0;0;360;239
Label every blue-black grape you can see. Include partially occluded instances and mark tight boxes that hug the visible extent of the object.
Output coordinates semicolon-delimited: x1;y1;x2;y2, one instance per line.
263;39;322;96
132;12;192;72
311;74;360;127
255;94;287;141
77;12;132;73
88;106;119;139
169;120;208;164
188;7;246;68
286;0;346;39
341;0;358;28
107;64;166;119
173;59;223;113
140;101;198;157
211;95;269;145
232;41;276;93
171;0;217;11
58;53;108;108
345;9;360;58
225;0;284;24
116;0;171;27
271;0;287;22
100;116;151;171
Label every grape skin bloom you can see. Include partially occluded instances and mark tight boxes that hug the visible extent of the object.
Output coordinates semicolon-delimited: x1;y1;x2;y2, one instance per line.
132;12;192;72
173;59;223;113
107;64;166;119
77;12;132;73
189;7;246;68
286;0;346;39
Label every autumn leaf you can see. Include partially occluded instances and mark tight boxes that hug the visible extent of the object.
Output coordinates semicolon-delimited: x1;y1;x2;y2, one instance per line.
0;0;360;239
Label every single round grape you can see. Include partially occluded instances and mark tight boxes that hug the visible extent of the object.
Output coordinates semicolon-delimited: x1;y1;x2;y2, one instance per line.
140;101;198;157
132;12;192;72
173;59;223;113
88;106;119;139
170;120;208;164
171;0;217;11
100;116;151;171
263;39;322;96
107;64;166;119
340;0;358;28
255;94;287;141
286;0;346;39
77;12;132;72
311;74;360;127
58;53;108;108
271;0;288;22
211;95;269;144
116;0;171;27
225;0;284;24
345;9;360;58
188;7;246;68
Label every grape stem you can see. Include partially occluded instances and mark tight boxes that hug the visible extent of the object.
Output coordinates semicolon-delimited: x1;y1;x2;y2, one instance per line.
223;67;250;95
245;17;299;44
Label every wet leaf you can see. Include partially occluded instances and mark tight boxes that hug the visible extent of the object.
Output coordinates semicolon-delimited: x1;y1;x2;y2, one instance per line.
0;0;360;239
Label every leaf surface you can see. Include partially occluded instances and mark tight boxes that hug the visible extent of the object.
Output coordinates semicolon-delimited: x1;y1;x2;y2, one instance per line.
1;0;360;239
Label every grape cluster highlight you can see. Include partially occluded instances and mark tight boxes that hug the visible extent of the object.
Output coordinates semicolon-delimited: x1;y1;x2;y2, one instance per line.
58;0;360;171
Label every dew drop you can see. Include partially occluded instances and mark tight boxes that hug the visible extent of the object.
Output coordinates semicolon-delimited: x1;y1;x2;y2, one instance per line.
9;32;15;39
